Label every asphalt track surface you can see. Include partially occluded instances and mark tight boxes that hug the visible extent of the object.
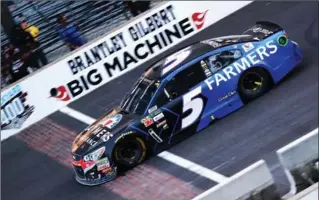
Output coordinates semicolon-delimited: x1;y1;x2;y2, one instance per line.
2;2;318;200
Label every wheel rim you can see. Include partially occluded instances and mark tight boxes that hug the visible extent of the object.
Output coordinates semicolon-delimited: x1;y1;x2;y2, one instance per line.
242;72;264;92
116;140;142;164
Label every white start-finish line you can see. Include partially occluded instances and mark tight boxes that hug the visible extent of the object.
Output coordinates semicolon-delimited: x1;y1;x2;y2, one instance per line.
59;106;229;183
157;151;228;183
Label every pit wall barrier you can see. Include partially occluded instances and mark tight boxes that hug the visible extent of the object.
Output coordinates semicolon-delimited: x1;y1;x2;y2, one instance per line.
192;129;319;200
277;128;318;198
192;160;281;200
287;183;318;200
1;1;253;140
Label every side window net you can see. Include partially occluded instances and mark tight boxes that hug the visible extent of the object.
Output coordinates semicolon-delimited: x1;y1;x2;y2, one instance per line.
163;62;207;100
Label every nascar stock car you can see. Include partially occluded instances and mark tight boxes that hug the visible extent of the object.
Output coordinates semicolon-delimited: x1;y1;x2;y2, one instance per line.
71;21;303;185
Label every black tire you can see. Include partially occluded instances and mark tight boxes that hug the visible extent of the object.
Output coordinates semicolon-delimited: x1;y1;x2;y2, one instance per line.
113;136;147;169
238;68;273;103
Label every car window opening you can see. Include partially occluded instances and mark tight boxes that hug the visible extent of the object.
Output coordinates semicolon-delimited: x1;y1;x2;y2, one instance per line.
120;76;157;115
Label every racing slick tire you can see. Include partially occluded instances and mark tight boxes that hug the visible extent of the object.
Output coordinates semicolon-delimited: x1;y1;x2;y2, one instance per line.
238;67;273;103
113;136;147;169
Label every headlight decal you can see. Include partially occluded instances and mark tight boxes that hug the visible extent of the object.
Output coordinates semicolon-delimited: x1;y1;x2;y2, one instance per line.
72;159;95;174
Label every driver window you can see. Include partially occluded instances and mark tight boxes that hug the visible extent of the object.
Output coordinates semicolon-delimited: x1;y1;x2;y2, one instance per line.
165;61;207;100
154;77;182;107
154;88;170;108
206;49;242;74
154;61;208;106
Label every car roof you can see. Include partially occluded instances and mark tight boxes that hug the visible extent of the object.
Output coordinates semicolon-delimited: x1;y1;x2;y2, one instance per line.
143;42;212;80
143;35;258;80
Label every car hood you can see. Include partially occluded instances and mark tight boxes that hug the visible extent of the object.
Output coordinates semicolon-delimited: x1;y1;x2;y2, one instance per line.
71;107;137;156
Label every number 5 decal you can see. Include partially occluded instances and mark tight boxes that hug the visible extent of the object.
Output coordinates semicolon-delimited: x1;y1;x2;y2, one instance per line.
161;47;191;76
181;87;204;129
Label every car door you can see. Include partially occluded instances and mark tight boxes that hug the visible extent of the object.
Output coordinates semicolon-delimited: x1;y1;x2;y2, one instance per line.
144;61;210;146
139;49;244;149
195;48;244;131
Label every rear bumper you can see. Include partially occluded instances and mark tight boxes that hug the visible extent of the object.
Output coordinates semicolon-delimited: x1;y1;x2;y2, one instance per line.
292;41;303;63
270;39;303;84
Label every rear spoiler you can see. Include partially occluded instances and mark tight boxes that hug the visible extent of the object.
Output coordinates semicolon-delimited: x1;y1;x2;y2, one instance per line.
242;21;284;40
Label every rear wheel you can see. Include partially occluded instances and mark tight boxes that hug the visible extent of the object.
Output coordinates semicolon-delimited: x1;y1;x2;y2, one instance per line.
238;68;273;103
113;136;147;169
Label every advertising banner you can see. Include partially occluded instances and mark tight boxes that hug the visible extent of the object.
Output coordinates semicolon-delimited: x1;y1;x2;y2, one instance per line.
1;1;252;140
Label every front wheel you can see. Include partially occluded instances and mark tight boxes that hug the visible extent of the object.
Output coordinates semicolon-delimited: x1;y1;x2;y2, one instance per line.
113;136;147;169
238;68;273;103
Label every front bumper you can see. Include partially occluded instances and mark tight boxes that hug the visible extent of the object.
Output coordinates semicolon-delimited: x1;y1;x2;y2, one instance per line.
74;166;117;186
72;157;118;186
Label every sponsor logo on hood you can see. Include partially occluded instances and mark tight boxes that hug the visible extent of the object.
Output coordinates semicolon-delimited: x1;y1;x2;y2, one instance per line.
103;114;122;129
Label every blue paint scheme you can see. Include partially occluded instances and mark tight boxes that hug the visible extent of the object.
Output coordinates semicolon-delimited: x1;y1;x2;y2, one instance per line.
161;107;181;144
72;22;303;185
112;31;303;152
142;30;302;145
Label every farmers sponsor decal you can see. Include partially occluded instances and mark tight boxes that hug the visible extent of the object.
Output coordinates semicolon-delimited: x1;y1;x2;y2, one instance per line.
204;40;278;90
1;85;34;130
49;4;209;101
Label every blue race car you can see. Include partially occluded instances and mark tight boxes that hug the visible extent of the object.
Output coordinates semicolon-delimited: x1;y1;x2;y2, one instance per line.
71;21;303;185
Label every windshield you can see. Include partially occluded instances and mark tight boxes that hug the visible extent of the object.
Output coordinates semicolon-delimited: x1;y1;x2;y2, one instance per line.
120;77;157;115
201;35;258;48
